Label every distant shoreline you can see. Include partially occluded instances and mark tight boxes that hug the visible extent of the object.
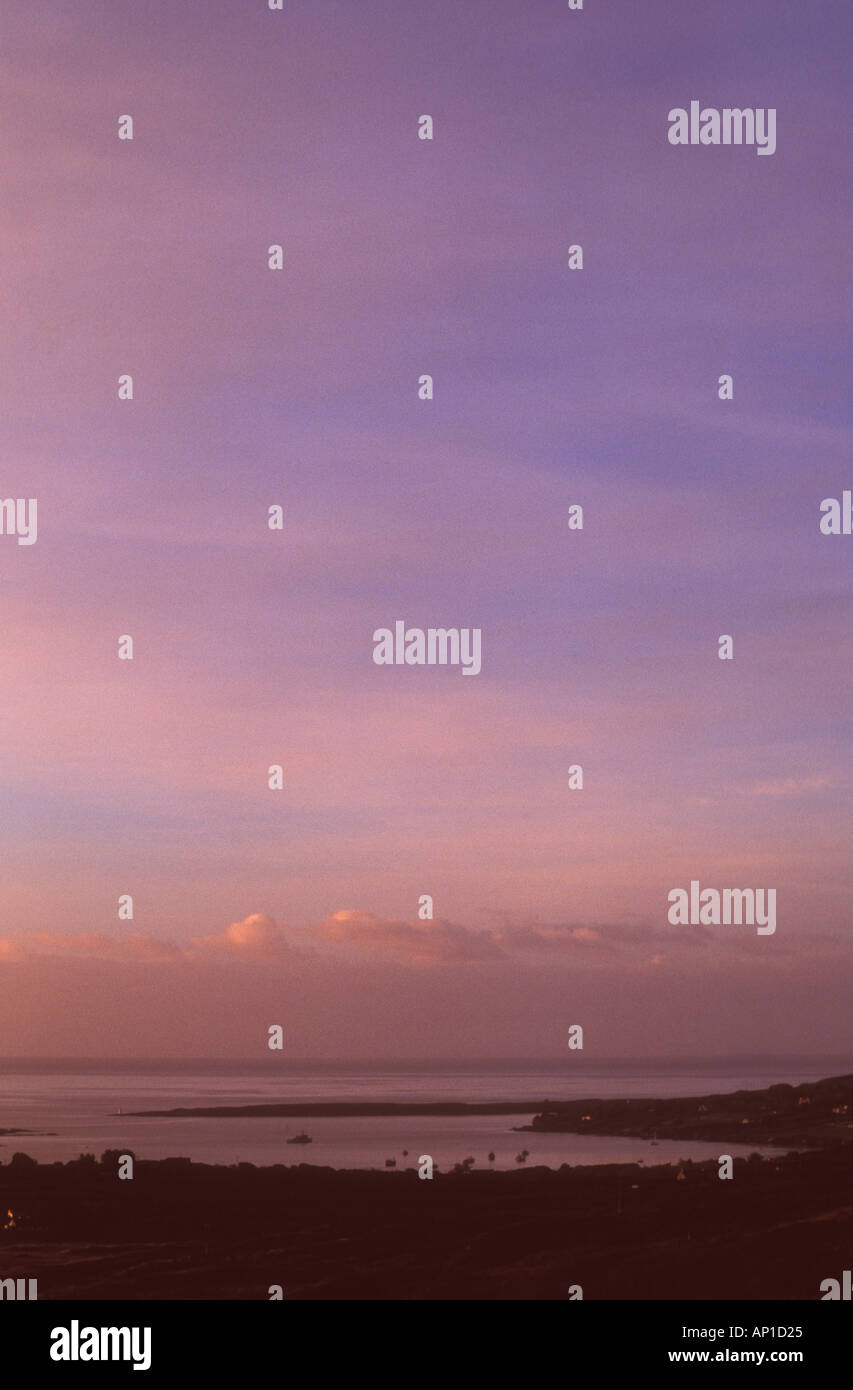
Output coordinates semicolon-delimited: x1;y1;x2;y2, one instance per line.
127;1100;541;1118
124;1073;853;1150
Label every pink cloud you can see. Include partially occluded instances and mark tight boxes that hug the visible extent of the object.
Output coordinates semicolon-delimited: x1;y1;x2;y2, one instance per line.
188;913;288;958
0;914;289;965
0;907;846;977
21;931;181;963
316;910;502;965
741;777;833;798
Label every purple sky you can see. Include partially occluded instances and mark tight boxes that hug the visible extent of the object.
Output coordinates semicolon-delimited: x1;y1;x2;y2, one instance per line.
1;0;851;1057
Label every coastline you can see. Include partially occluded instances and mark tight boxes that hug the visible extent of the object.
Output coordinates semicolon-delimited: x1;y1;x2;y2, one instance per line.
127;1071;853;1149
2;1073;852;1299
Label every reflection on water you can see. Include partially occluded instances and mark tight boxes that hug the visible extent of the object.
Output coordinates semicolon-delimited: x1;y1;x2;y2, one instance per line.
0;1061;814;1170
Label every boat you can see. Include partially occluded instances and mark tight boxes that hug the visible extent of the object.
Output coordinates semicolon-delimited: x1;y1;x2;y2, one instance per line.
286;1132;313;1145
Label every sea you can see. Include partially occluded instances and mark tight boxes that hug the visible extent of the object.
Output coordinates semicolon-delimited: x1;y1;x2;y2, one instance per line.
0;1056;848;1173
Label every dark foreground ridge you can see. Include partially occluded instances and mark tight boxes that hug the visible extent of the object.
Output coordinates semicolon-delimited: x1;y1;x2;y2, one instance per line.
1;1144;852;1299
2;1075;853;1299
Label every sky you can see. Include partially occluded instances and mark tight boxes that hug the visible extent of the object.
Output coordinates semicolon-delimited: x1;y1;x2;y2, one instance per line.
1;0;851;1058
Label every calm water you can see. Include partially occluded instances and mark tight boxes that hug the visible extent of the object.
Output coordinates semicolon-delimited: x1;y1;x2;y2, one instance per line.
0;1056;846;1172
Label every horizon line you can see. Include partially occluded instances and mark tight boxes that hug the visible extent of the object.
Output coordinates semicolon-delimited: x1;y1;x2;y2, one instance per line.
0;1053;850;1065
